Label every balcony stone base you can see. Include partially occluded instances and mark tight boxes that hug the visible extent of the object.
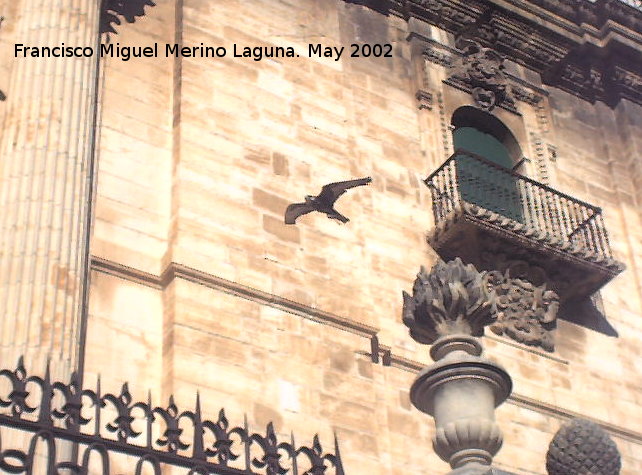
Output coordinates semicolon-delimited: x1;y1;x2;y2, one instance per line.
428;203;624;303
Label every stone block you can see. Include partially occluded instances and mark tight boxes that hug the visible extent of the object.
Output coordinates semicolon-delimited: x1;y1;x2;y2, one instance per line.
262;214;300;243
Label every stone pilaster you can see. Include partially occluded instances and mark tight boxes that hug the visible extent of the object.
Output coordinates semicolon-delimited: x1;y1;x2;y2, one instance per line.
0;0;101;377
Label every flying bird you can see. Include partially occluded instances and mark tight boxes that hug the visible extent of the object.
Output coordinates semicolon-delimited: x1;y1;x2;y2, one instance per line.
284;177;372;225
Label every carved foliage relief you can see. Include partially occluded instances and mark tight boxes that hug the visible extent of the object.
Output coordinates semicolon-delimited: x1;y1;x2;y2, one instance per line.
485;270;558;352
403;258;559;351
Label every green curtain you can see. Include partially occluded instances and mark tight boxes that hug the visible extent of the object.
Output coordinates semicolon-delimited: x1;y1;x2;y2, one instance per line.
453;127;523;222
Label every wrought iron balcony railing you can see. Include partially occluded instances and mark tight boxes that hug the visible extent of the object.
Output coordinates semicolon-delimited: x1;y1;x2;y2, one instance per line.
424;150;623;302
427;150;613;259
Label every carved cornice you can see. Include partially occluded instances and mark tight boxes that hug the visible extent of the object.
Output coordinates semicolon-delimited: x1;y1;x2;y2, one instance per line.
415;89;434;109
393;0;642;105
91;256;379;338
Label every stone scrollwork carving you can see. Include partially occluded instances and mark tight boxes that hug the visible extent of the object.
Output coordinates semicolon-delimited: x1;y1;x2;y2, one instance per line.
402;258;495;344
448;40;510;111
512;86;543;106
484;270;559;352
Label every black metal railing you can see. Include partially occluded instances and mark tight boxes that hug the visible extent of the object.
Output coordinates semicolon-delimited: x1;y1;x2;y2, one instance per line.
425;150;614;260
0;358;344;475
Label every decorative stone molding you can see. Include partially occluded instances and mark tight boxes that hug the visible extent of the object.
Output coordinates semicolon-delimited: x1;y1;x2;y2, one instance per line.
546;418;621;475
485;270;558;352
529;132;550;184
448;39;511;111
437;91;453;158
423;46;455;67
512;86;543;106
402;258;495;344
416;89;434;109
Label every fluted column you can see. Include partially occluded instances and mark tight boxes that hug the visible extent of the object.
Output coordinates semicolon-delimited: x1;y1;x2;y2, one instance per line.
402;259;513;474
0;0;101;377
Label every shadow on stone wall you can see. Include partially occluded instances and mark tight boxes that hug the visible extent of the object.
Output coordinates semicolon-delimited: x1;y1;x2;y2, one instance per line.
559;296;619;337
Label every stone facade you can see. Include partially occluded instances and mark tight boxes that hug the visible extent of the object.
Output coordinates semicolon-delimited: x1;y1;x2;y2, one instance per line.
1;0;642;474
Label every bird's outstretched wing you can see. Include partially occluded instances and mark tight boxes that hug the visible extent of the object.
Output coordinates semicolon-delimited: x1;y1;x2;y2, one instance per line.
317;177;372;204
284;202;316;224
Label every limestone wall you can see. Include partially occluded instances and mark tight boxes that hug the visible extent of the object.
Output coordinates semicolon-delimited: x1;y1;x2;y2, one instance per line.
84;0;642;473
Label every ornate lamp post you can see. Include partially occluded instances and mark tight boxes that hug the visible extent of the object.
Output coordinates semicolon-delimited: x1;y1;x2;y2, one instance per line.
402;258;512;474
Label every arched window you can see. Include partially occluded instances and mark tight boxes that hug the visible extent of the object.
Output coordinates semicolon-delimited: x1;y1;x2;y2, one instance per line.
451;107;523;222
451;106;522;165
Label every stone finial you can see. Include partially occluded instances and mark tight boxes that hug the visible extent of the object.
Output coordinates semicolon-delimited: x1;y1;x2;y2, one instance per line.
402;258;495;344
546;418;621;475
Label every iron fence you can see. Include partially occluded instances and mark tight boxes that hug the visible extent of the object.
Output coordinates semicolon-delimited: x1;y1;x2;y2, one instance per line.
424;150;613;260
0;357;344;474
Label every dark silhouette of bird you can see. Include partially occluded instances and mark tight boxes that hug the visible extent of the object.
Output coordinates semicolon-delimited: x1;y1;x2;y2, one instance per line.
284;177;372;225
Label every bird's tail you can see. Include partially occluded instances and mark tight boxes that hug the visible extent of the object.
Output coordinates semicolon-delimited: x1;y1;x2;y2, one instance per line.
329;211;349;223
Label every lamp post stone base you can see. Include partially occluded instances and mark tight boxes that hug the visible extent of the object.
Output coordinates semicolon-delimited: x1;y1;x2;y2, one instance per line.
410;334;512;473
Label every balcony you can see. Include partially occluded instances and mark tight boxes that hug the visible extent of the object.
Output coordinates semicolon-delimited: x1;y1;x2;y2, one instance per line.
425;150;624;303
